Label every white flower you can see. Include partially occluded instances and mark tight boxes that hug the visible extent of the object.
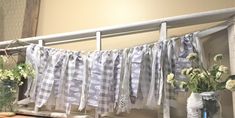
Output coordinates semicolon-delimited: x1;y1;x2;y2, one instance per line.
181;68;187;76
186;68;193;75
19;81;24;86
167;73;174;83
193;68;201;73
214;54;223;62
216;72;222;79
199;73;205;78
226;79;235;91
179;81;187;89
218;65;228;73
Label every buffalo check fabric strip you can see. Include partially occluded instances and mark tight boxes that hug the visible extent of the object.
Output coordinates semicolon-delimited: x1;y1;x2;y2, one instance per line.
36;50;60;107
97;51;114;114
65;52;84;113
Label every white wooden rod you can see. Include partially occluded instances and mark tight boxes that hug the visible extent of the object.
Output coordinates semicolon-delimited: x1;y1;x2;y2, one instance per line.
38;40;44;46
197;20;234;38
228;16;235;118
0;8;234;48
159;22;167;41
96;32;101;51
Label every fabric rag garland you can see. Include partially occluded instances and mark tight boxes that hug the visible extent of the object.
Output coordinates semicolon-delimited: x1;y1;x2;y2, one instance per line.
24;33;203;118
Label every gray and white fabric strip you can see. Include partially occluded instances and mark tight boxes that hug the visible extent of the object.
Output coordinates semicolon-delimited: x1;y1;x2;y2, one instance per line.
116;49;132;114
113;51;123;108
130;46;144;103
87;52;103;107
25;44;37;99
146;43;159;109
97;51;114;114
65;52;84;113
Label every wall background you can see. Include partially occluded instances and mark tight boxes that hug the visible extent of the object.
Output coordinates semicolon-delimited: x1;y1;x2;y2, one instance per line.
36;0;235;118
0;0;26;41
37;0;235;51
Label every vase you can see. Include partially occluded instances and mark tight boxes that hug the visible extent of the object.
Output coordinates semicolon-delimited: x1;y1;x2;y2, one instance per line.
200;91;222;118
187;92;203;118
0;80;19;112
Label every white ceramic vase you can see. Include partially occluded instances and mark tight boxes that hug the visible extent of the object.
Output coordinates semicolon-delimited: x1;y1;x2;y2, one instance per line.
187;92;203;118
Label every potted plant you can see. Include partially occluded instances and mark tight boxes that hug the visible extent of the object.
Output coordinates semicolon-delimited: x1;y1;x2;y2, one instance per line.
0;55;34;117
167;53;235;118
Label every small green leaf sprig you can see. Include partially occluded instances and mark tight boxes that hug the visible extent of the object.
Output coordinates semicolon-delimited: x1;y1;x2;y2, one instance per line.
0;56;34;86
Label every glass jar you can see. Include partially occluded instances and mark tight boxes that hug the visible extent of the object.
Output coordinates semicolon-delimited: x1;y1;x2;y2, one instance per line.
0;80;19;112
200;91;222;118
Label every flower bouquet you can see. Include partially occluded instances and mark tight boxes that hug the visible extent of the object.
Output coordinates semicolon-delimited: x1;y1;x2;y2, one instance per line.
167;53;235;118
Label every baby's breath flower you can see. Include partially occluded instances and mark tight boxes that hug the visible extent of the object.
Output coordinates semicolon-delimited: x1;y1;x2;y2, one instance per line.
179;81;187;89
214;54;223;62
167;73;174;83
186;68;193;75
19;81;24;86
218;65;229;73
181;68;187;76
186;53;197;61
198;73;205;78
193;68;201;74
226;79;235;91
216;72;222;79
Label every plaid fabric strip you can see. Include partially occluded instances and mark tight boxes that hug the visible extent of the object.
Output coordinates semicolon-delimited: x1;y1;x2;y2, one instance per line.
65;53;76;113
79;53;92;111
55;52;69;111
130;46;144;103
97;51;114;114
67;52;84;105
64;52;83;113
36;50;67;108
162;40;177;118
87;52;103;107
32;47;51;104
35;49;56;107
